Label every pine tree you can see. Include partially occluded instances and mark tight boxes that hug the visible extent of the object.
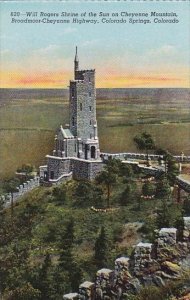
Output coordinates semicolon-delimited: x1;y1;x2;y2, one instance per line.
38;253;54;299
96;158;119;207
58;219;74;270
119;184;132;206
56;218;82;295
142;181;155;197
156;199;170;229
155;177;171;199
175;214;184;242
94;226;108;268
134;132;155;166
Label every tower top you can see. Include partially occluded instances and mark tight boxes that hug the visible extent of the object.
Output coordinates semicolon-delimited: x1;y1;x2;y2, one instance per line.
74;46;79;62
74;46;79;73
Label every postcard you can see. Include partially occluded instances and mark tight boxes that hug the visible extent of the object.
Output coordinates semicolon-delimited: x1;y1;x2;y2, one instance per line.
0;0;190;299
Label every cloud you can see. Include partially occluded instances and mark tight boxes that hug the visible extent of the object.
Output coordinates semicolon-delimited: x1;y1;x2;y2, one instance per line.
58;27;77;35
148;45;177;57
82;39;100;47
0;49;11;56
32;44;61;56
0;70;70;88
63;27;77;34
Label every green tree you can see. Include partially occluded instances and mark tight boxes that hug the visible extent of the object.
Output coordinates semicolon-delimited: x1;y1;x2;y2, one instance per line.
119;183;133;206
142;181;156;197
155;177;171;199
4;282;41;300
52;186;67;205
157;150;179;184
96;158;119;207
56;218;82;294
72;180;104;208
59;219;74;270
94;226;108;268
167;156;179;185
4;179;20;223
37;253;54;300
134;132;155;166
119;163;134;180
156;199;170;229
175;213;184;242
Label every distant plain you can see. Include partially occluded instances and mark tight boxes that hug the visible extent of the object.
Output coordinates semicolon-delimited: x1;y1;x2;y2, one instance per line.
0;88;189;178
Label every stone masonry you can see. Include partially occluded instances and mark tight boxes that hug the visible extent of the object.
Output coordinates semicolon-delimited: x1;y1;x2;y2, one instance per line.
63;222;190;299
40;47;102;184
1;177;40;208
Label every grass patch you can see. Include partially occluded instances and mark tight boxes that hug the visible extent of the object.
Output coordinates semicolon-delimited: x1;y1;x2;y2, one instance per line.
0;94;190;178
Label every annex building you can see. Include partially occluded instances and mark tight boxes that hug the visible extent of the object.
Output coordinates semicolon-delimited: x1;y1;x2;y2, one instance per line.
40;47;104;183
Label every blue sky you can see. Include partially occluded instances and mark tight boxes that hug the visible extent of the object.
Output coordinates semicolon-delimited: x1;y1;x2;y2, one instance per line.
1;1;190;88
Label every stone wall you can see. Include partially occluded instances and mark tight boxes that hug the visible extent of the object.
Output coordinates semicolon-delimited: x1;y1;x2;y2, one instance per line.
72;159;104;180
176;176;190;193
89;161;104;180
101;152;190;163
1;177;40;208
47;156;72;180
63;222;190;300
75;70;96;140
67;139;78;157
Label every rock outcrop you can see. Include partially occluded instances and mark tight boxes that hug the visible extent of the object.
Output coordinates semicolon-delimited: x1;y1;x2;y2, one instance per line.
63;217;190;300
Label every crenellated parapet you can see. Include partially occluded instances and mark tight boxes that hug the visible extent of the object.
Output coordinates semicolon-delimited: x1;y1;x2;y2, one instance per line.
0;176;40;208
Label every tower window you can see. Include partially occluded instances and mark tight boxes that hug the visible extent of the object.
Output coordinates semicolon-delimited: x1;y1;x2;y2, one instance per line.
72;117;75;126
89;77;91;83
89;106;92;111
80;103;82;111
90;120;92;125
89;92;91;97
91;146;96;159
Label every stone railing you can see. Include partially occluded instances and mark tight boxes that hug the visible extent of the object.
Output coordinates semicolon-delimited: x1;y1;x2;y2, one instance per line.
49;172;73;185
1;177;40;208
176;176;190;193
63;218;190;300
101;152;190;163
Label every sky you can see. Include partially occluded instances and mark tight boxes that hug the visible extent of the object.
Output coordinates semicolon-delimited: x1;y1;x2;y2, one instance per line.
0;1;190;88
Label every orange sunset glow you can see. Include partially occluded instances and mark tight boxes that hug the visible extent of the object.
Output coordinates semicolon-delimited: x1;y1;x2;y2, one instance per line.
1;69;189;88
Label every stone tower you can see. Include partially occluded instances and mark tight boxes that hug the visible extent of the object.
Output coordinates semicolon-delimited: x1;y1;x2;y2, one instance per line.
40;47;102;183
69;47;99;159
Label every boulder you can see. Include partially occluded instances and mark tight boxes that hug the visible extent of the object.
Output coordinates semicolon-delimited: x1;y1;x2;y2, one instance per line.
63;293;79;300
153;275;165;287
161;261;181;276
